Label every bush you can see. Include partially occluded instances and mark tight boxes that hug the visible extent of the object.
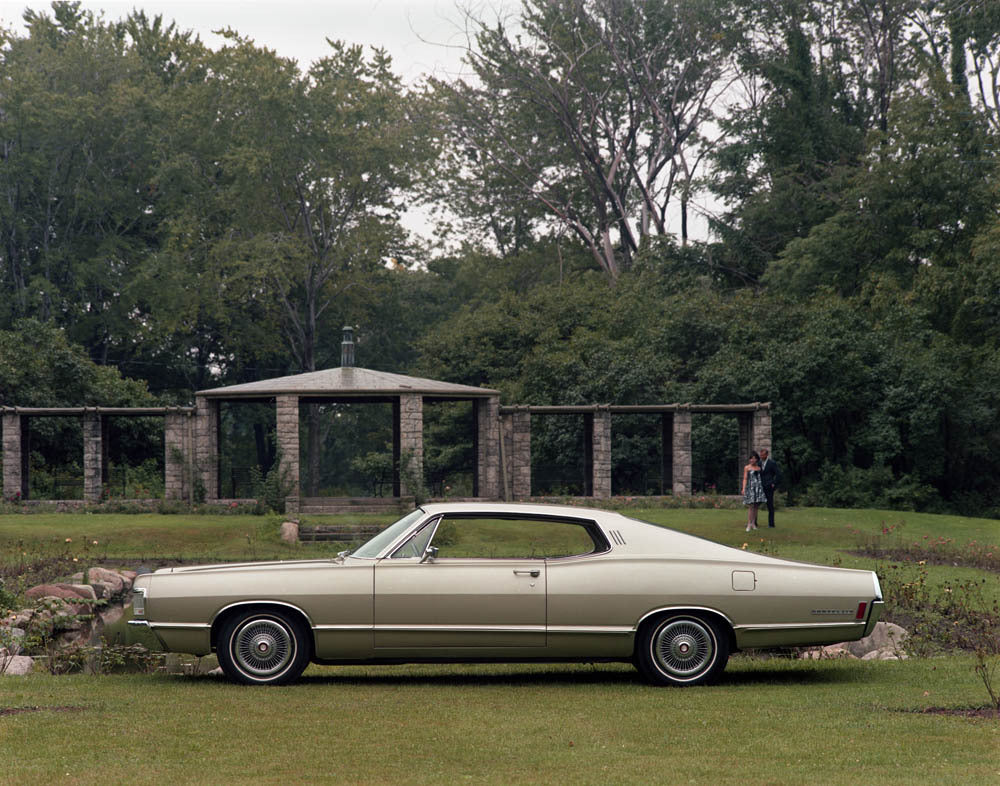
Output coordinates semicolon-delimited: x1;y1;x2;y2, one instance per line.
799;464;940;511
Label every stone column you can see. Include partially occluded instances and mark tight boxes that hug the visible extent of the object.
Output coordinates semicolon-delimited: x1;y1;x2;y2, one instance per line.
672;407;692;496
738;412;753;492
83;412;103;502
399;394;423;497
661;413;673;496
511;408;531;500
475;396;501;499
753;405;772;455
592;408;612;498
2;412;24;500
164;411;188;501
194;397;220;502
275;395;300;506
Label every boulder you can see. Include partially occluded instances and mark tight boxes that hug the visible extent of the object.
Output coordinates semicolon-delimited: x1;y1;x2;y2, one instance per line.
86;568;125;594
25;584;91;603
89;582;113;600
67;584;97;601
0;627;26;656
844;622;908;659
280;520;299;544
99;605;126;627
1;655;34;676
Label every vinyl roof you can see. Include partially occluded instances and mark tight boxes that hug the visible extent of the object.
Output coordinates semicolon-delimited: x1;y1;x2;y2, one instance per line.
197;366;499;399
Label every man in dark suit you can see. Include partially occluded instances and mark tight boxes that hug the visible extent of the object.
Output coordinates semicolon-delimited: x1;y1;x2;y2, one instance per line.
759;448;781;527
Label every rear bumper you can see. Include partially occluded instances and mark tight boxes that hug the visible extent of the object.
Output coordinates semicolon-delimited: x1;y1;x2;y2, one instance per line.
862;600;885;637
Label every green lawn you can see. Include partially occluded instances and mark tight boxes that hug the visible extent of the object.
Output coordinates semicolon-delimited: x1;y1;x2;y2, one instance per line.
1;658;997;784
2;504;998;783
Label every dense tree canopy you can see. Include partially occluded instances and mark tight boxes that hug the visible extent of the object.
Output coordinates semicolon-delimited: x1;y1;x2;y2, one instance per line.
1;1;998;514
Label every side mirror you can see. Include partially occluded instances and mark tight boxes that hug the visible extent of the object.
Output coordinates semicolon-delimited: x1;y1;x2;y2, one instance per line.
420;545;439;564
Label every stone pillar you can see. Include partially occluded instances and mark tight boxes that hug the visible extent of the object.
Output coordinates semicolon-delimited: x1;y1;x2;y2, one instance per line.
738;412;753;492
164;411;189;501
476;396;501;499
753;405;772;455
511;409;531;500
2;412;24;500
592;408;612;498
672;407;692;496
399;394;424;497
83;412;103;502
661;413;673;496
195;397;220;502
275;395;300;504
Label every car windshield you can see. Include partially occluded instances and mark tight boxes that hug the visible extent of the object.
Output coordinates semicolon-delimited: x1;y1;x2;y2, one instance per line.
351;509;425;558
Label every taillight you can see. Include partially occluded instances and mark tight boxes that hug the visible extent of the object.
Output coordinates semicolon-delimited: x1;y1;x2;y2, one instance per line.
855;602;867;620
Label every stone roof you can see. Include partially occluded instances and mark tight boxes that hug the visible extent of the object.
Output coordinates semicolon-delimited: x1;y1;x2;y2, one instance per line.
196;367;500;399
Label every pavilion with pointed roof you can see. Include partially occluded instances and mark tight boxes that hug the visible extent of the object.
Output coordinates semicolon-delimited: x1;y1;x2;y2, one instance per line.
191;329;502;512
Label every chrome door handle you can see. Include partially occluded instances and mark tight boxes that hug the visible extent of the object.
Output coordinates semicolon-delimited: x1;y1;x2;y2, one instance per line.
513;569;540;577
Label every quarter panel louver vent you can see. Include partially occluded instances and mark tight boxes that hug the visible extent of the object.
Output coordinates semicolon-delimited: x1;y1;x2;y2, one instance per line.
608;530;626;546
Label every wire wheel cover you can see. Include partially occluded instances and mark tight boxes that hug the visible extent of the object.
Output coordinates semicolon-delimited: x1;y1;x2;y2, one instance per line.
653;619;715;678
233;618;295;677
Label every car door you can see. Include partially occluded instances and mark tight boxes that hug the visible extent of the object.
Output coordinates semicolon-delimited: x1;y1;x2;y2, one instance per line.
373;515;550;649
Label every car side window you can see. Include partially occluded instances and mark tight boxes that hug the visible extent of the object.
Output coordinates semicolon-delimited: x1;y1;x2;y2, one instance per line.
430;516;599;559
389;518;438;559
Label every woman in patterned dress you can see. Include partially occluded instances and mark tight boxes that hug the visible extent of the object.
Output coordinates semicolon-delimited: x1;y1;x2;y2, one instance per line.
742;452;766;531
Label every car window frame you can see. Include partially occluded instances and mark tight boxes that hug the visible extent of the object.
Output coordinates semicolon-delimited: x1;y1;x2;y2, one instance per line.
422;513;611;561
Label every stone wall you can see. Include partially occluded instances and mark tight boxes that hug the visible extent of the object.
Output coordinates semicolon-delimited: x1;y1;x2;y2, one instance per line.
511;409;531;499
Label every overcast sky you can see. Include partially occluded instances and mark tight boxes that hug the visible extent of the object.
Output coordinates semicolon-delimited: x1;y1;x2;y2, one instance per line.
0;0;516;83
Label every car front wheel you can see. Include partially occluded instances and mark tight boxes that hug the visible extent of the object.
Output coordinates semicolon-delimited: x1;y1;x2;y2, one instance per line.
217;609;311;685
635;614;729;686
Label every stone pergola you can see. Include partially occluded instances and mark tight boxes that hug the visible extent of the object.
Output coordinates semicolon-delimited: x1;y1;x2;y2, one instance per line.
2;406;195;502
2;327;771;507
499;403;771;498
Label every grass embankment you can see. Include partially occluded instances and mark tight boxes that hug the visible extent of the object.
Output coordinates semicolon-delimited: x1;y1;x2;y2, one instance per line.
1;505;998;783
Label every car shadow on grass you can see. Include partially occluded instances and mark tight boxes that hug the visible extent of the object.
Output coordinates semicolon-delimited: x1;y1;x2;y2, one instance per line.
173;660;867;689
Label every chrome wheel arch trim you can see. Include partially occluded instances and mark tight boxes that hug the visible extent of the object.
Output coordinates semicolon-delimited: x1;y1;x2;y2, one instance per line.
211;600;316;630
634;606;736;632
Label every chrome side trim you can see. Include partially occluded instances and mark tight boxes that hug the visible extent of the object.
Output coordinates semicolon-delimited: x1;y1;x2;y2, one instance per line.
733;621;865;632
314;624;374;632
127;619;150;627
314;624;634;635
374;624;546;633
148;622;211;631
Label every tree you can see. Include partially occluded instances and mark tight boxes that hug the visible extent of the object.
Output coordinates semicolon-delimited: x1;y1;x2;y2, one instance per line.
433;0;740;279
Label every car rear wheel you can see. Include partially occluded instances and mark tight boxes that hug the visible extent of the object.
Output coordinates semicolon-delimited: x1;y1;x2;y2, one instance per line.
217;609;311;685
635;614;729;686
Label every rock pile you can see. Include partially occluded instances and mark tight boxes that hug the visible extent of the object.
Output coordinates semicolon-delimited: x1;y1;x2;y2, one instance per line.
1;567;137;676
798;621;909;661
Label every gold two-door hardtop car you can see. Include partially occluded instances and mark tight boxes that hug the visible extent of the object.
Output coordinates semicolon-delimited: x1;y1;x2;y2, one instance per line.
129;502;884;686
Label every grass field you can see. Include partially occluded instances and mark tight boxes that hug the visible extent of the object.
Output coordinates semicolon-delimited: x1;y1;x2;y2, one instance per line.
2;658;997;784
1;504;998;783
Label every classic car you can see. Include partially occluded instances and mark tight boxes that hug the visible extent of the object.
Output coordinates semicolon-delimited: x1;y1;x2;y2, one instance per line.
129;502;884;686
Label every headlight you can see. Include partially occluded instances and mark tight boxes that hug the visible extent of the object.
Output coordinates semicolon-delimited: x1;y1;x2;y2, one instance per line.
132;586;147;617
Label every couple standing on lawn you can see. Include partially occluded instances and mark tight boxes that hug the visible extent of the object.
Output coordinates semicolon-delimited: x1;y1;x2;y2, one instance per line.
742;448;780;532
